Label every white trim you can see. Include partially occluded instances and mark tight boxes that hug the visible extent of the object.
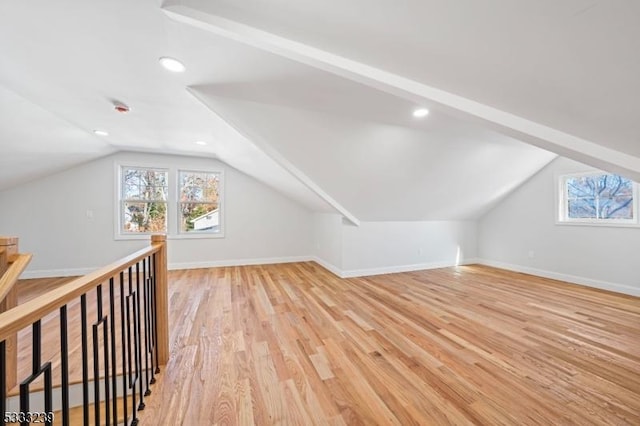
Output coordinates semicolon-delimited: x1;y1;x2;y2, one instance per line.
114;161;228;240
176;168;225;238
185;87;360;227
311;256;343;278
21;267;96;279
476;258;640;297
6;374;131;412
18;257;498;284
555;170;639;227
341;258;480;279
114;162;170;239
169;256;313;270
22;257;316;278
310;256;480;279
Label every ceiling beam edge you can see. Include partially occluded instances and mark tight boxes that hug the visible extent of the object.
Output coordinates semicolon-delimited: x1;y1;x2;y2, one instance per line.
185;87;361;226
163;4;640;182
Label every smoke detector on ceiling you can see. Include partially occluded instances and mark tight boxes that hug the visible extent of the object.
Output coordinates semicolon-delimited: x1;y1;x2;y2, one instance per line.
113;101;130;113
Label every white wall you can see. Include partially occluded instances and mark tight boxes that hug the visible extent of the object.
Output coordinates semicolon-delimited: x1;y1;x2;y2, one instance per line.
312;213;343;273
479;157;640;296
312;216;477;278
0;151;314;276
341;221;477;277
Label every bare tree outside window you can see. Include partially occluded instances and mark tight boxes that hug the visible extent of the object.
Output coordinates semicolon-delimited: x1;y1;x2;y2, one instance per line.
179;171;220;233
560;172;636;224
121;167;168;232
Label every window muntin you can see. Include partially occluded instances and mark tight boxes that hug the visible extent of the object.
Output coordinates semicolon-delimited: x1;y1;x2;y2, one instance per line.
120;167;168;233
178;170;221;233
559;172;638;225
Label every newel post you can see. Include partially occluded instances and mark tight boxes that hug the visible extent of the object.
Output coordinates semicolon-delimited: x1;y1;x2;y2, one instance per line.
0;236;18;275
151;234;170;365
0;236;19;390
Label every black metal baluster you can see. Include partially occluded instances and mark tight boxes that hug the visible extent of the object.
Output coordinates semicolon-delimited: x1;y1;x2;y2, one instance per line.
44;358;52;426
142;257;151;396
127;266;139;425
92;285;111;426
93;287;102;426
147;255;156;384
135;262;145;410
101;291;111;426
120;271;129;425
109;277;118;425
152;253;160;374
81;294;89;425
19;322;35;426
19;321;53;426
60;306;70;426
32;321;40;377
1;340;6;426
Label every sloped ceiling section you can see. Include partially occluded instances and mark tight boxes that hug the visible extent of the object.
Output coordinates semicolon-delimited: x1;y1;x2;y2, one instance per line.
0;85;115;191
0;0;332;213
165;0;640;182
1;0;636;224
190;79;556;220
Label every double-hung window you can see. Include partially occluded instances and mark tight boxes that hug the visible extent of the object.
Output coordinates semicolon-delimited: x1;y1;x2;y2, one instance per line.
117;164;223;238
558;171;638;226
120;167;169;233
178;170;221;234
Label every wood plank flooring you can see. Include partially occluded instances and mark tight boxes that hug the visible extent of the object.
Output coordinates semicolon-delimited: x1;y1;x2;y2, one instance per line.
129;263;640;425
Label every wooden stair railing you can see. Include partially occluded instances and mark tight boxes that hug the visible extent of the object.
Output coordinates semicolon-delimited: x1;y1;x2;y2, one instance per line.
0;237;32;395
0;235;169;426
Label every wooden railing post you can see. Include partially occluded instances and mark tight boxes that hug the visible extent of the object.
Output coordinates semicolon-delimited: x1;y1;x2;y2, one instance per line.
151;234;170;365
0;236;20;390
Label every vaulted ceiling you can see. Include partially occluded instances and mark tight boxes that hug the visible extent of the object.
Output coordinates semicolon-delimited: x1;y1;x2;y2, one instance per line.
1;0;638;223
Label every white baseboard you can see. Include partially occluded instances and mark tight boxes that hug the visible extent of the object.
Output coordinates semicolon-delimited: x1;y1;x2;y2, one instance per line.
310;256;479;279
341;258;479;278
169;255;314;270
21;267;96;279
476;258;640;297
310;256;343;277
20;257;315;278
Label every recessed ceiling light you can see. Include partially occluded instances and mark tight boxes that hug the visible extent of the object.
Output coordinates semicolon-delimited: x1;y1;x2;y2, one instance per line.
195;140;207;146
93;129;109;136
159;57;186;73
412;108;430;118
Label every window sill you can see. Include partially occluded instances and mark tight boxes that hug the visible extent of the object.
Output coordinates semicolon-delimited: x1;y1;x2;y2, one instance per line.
555;221;640;229
170;232;225;240
115;232;225;241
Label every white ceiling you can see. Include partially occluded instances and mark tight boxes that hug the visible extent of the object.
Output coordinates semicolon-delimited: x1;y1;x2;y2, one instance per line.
1;0;637;222
192;77;554;220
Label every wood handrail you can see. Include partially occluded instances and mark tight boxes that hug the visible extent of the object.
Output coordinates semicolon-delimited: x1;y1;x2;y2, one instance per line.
0;237;167;345
0;253;32;304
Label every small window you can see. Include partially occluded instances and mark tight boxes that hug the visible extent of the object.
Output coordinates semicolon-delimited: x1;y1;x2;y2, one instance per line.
120;167;168;233
178;170;222;234
558;172;638;226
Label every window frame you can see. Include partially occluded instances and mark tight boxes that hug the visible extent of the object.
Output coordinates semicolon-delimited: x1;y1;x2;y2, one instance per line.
556;170;639;227
176;169;225;239
116;165;169;239
114;162;225;240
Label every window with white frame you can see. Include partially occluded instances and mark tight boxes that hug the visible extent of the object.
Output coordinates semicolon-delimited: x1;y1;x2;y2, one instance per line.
178;170;221;234
558;171;638;225
120;167;168;233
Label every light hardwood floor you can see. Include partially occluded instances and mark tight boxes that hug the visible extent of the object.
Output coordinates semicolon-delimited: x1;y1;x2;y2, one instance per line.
126;263;640;425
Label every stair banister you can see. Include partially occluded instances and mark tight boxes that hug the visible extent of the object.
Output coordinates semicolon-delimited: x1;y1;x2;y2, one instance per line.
0;234;168;426
0;236;31;392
